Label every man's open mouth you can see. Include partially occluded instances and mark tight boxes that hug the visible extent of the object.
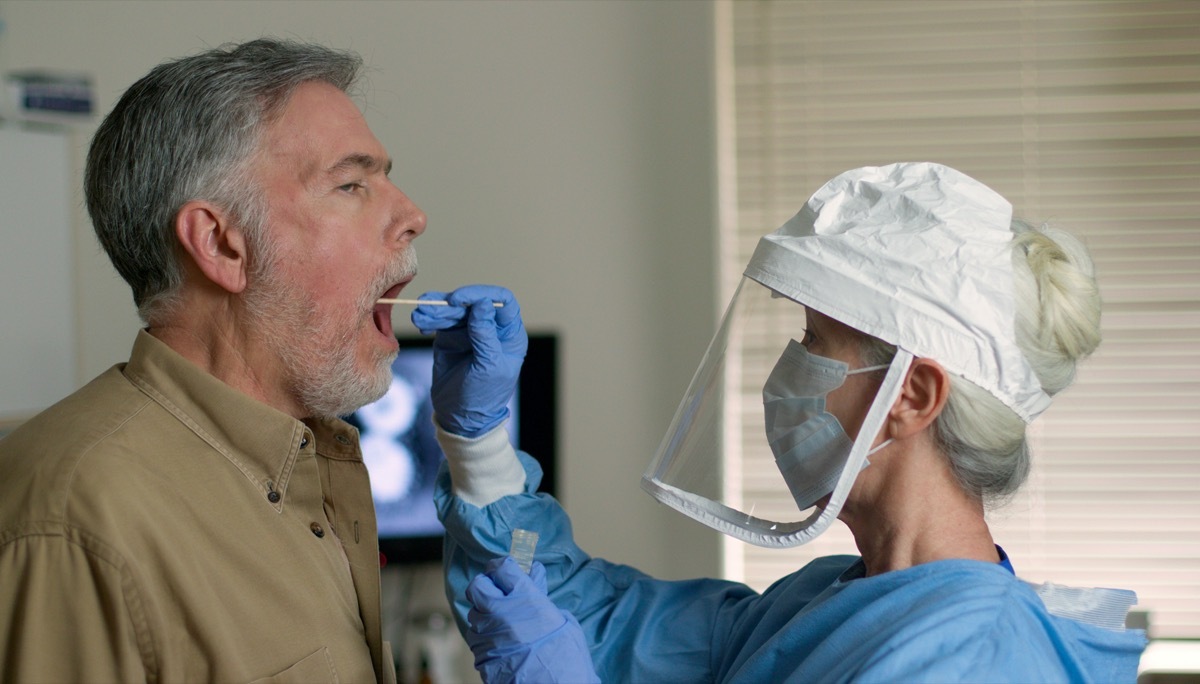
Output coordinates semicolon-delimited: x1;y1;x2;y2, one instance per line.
372;282;408;337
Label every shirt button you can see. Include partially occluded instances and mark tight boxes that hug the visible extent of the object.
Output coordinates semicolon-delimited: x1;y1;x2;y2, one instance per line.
310;523;325;538
267;491;281;503
300;436;309;449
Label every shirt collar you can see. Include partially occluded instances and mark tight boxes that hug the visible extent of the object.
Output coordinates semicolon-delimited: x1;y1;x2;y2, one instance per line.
122;330;361;508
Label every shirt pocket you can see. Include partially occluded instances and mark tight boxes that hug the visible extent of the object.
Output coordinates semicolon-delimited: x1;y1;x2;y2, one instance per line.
249;647;339;684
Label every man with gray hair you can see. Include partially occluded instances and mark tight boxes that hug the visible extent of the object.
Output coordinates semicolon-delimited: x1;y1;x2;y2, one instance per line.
0;38;425;682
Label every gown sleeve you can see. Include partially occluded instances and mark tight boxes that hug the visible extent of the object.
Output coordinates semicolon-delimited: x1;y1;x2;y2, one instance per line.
847;588;1074;683
436;450;759;683
790;565;1145;684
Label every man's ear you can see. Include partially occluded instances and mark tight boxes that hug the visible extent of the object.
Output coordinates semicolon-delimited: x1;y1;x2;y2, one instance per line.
888;357;951;440
175;200;248;294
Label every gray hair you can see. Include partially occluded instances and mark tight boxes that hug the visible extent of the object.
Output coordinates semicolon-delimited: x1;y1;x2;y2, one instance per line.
84;38;364;324
859;218;1102;504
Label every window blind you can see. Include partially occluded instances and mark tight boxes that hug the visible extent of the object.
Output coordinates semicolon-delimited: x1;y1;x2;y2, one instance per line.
720;0;1200;639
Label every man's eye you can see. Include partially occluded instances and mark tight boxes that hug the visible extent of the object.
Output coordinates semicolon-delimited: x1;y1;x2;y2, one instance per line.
800;329;815;347
339;182;364;193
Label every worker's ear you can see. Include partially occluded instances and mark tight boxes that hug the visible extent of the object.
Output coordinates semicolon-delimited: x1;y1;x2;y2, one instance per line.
887;357;951;440
175;200;248;294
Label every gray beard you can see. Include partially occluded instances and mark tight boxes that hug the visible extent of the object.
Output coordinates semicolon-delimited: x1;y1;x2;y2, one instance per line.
242;244;416;420
282;319;395;420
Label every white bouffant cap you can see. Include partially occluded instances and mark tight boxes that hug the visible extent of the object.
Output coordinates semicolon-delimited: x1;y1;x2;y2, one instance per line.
744;161;1051;422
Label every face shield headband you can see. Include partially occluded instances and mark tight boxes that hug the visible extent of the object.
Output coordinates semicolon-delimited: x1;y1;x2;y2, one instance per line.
641;278;916;548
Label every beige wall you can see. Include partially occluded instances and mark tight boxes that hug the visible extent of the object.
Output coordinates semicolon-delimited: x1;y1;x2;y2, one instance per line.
0;0;722;590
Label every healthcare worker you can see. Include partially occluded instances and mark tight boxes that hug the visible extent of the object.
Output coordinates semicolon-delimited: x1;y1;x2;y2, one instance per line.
414;162;1148;683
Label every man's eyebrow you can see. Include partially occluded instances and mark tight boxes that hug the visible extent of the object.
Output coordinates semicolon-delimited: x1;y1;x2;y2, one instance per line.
327;153;393;176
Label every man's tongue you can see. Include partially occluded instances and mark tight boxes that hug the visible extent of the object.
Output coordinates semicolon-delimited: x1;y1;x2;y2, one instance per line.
373;283;405;336
372;304;392;336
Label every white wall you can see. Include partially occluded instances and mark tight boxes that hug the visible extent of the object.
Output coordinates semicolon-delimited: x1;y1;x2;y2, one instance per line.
0;0;721;588
0;127;74;418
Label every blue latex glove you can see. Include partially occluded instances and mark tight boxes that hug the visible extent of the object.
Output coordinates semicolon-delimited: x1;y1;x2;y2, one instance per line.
410;285;527;438
465;557;599;684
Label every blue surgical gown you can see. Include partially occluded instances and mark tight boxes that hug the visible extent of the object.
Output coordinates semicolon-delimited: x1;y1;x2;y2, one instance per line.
437;453;1147;683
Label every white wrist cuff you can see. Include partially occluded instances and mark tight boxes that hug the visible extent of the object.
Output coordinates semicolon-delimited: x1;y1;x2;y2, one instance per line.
434;420;527;507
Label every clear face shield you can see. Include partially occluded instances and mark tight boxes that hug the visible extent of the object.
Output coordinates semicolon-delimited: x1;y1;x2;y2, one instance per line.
641;277;914;548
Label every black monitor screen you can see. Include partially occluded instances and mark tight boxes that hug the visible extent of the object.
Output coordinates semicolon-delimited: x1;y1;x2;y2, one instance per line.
345;334;557;565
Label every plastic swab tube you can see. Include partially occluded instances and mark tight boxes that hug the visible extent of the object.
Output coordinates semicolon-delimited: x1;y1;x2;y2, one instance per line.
509;528;539;574
376;298;504;308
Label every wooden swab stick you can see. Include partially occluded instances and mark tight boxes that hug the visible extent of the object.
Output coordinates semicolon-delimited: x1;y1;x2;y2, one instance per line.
376;298;504;308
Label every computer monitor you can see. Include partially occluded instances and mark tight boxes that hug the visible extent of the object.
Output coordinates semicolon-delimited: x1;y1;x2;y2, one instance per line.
344;333;557;565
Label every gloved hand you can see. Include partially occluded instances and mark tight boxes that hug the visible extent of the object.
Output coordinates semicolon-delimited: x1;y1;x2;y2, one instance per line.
466;557;600;684
410;285;527;438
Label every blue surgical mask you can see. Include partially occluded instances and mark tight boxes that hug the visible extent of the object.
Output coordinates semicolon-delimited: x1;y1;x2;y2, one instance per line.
762;339;890;510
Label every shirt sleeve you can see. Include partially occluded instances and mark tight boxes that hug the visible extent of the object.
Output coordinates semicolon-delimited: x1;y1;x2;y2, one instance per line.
434;450;759;683
0;526;149;683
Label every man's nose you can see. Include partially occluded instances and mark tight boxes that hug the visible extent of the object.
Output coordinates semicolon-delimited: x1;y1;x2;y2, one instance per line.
391;189;427;244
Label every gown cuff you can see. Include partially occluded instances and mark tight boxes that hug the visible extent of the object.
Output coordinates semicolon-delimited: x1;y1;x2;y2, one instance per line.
434;418;527;507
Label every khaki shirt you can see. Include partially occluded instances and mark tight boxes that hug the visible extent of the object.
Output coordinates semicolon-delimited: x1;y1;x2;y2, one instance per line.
0;331;396;683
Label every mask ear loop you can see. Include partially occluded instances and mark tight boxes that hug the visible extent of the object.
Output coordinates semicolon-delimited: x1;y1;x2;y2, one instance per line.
775;349;914;547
